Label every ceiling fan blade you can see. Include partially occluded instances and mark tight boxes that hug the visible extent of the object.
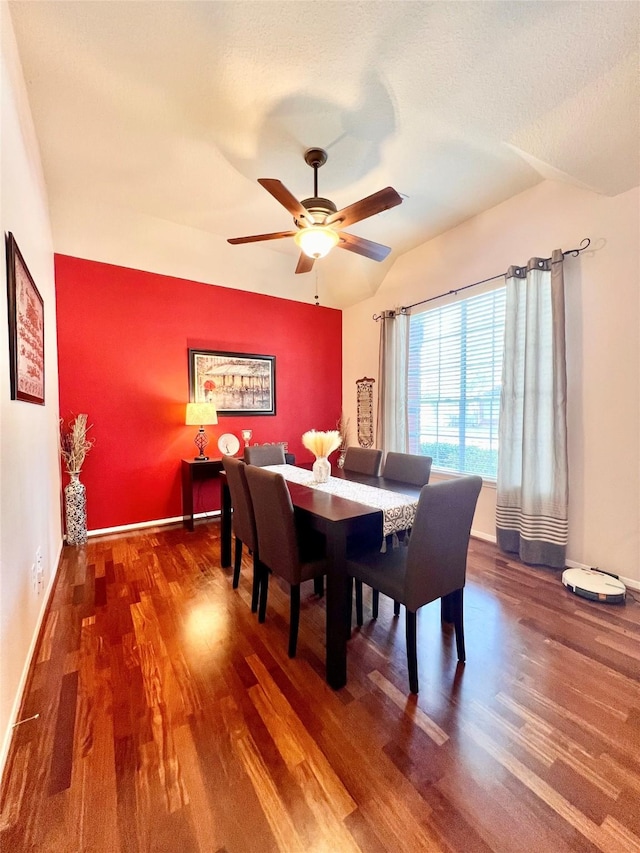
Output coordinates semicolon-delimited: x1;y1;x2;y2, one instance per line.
227;230;297;245
295;252;315;274
258;179;316;227
325;187;402;229
337;232;392;262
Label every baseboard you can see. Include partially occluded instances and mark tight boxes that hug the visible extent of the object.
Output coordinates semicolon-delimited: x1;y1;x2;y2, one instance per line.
470;529;496;544
87;510;221;538
0;538;64;782
565;558;640;592
469;539;640;592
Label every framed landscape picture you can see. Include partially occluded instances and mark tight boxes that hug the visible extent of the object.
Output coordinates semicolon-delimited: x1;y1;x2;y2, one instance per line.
6;232;45;405
189;349;276;415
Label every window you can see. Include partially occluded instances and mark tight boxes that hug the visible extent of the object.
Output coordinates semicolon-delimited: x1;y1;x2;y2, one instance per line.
408;287;506;478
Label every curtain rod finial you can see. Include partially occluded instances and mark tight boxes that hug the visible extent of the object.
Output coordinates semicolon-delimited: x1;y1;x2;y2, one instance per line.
564;237;591;258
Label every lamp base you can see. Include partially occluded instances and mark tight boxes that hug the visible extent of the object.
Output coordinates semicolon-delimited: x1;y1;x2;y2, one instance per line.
193;426;210;461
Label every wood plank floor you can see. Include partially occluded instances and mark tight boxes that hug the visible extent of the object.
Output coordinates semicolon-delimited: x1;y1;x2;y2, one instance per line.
1;522;639;852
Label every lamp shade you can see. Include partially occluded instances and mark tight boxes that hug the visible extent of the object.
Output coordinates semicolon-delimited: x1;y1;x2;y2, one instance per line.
185;402;218;426
294;226;339;259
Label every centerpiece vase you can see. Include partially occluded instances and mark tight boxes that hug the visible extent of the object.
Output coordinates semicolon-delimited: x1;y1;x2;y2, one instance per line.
65;472;87;545
312;456;331;484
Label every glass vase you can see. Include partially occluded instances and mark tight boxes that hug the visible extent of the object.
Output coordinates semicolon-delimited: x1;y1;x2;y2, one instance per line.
337;450;346;469
64;472;87;545
312;456;331;484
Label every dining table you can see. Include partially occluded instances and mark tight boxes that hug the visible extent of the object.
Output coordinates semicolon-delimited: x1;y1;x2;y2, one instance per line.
219;462;422;689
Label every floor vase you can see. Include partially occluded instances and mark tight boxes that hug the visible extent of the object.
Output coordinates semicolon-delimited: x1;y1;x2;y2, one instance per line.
65;472;87;545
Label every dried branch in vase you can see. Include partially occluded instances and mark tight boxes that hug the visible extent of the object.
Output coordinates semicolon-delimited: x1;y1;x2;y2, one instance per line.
60;413;95;474
336;412;351;451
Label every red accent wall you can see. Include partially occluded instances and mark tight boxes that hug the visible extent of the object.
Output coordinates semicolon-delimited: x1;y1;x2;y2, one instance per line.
55;255;342;531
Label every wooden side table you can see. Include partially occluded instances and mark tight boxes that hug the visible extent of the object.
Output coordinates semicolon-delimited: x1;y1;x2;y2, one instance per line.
181;458;224;533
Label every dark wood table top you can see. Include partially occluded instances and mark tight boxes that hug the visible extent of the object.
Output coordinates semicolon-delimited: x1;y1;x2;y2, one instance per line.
221;463;422;524
287;475;421;522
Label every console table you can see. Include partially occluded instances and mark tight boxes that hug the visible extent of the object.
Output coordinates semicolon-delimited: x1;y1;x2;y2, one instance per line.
181;458;225;534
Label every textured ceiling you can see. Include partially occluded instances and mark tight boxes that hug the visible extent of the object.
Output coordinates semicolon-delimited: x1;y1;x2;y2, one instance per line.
8;1;640;308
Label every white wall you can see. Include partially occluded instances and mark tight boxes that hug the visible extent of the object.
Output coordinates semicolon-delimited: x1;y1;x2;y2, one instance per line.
0;2;62;774
343;180;640;585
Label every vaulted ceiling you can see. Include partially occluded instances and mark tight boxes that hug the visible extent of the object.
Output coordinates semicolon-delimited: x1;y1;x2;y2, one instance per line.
8;1;640;308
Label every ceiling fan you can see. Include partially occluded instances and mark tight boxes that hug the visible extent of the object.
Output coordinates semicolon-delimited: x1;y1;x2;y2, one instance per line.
227;147;403;274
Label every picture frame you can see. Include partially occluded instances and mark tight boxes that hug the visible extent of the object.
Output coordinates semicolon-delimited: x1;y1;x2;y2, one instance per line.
6;232;45;405
189;349;276;415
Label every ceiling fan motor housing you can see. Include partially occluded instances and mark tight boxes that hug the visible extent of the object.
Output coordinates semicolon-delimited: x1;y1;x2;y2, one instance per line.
296;197;337;227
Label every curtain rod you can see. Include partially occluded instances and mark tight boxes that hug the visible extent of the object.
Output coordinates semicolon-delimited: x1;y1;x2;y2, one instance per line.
372;237;591;321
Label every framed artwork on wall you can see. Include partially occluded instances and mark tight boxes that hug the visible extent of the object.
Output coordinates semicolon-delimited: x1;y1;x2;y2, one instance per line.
6;232;45;405
189;349;276;415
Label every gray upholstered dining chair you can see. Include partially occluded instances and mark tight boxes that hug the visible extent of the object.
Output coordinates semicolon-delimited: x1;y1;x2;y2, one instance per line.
244;445;286;466
358;451;433;619
221;456;261;612
382;452;433;486
347;475;482;693
343;446;383;476
245;465;328;657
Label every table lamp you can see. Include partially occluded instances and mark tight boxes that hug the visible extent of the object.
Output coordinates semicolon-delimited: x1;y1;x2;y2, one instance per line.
185;402;218;461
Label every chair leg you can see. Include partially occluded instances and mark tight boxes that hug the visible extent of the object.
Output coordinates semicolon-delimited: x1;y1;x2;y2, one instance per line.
372;589;379;619
393;599;400;617
257;562;269;623
349;576;353;627
289;584;300;658
441;594;453;624
232;536;243;589
451;588;466;662
250;554;260;613
406;609;418;694
313;576;324;597
355;579;364;626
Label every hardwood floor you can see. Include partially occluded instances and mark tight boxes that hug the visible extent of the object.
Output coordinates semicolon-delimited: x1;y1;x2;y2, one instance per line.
1;522;639;852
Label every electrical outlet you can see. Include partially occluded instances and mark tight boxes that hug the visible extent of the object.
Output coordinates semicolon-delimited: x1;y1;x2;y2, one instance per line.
33;547;44;593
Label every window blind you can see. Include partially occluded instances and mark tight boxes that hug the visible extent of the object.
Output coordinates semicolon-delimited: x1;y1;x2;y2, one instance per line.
408;287;506;478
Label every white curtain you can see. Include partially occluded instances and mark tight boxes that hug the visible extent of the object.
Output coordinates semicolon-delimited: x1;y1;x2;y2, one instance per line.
496;250;568;568
376;309;409;453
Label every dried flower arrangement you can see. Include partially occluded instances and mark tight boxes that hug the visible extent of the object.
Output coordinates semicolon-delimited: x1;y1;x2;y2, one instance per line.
336;412;351;451
60;413;95;474
302;429;341;459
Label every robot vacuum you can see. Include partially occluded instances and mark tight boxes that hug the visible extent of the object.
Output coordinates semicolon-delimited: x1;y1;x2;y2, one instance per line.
562;568;626;604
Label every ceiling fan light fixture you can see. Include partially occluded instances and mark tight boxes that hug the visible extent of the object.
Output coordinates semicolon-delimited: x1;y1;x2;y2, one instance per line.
294;226;339;259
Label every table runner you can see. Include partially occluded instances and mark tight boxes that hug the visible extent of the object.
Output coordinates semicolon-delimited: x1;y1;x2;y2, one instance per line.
264;464;417;536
